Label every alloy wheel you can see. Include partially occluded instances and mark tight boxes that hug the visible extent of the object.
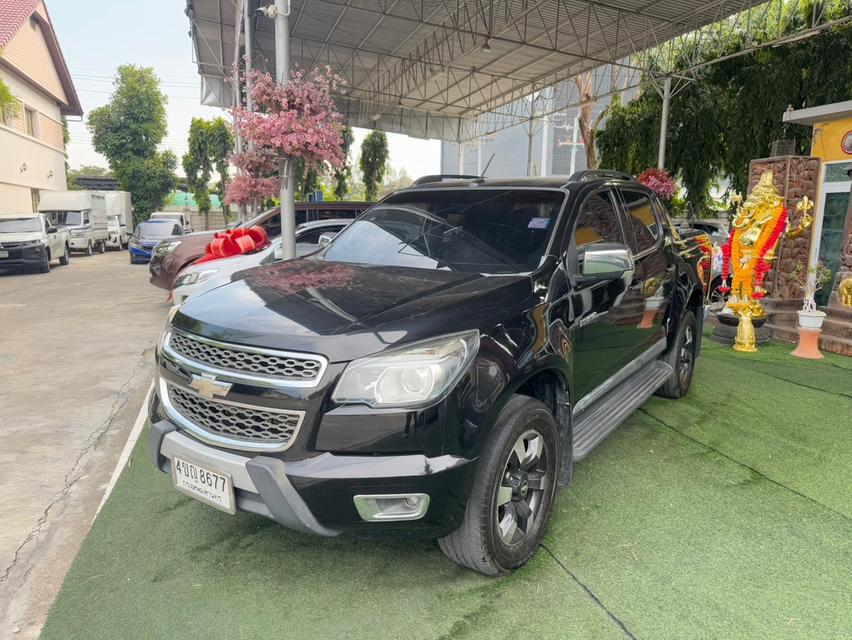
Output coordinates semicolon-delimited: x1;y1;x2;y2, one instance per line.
678;324;695;386
495;429;549;546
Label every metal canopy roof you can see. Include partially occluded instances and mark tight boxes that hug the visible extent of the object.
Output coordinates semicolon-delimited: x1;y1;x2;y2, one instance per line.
186;0;771;141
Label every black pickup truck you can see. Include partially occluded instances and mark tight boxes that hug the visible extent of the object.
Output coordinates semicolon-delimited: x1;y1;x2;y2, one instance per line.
149;171;706;575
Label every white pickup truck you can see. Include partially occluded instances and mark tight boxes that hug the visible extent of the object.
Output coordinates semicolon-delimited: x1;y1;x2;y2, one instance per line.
0;213;71;273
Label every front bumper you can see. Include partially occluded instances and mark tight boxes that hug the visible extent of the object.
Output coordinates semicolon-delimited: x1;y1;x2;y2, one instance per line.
0;244;46;267
148;417;473;538
130;245;154;261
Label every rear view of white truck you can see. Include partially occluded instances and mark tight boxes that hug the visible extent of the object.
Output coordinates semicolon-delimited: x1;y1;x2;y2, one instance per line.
103;191;133;249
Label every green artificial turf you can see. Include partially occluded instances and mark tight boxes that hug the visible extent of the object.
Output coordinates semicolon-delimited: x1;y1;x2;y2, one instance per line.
41;340;852;640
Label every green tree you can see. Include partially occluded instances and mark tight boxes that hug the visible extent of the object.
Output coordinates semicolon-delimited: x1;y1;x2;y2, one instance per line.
359;131;389;201
116;152;177;225
334;126;355;199
596;0;852;214
183;118;214;226
0;77;18;123
86;65;175;219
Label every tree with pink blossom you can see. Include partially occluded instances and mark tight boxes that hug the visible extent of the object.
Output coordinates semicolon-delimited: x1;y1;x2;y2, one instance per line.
225;67;346;207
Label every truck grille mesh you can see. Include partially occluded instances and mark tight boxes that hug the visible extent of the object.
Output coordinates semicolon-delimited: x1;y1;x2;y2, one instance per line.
167;384;302;446
169;331;323;382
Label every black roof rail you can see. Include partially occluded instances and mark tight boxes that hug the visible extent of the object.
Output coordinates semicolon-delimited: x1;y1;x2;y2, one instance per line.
567;169;636;182
412;174;483;185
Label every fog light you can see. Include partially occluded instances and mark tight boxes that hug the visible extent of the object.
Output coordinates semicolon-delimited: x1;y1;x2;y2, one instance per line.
353;494;430;521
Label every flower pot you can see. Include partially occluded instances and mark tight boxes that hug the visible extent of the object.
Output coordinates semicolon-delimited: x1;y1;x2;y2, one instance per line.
791;328;824;360
797;309;826;330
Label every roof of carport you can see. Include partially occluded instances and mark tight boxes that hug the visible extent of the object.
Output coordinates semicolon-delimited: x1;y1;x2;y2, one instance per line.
186;0;767;140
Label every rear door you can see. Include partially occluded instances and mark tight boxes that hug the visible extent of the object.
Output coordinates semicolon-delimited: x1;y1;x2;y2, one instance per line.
567;187;644;400
616;187;672;353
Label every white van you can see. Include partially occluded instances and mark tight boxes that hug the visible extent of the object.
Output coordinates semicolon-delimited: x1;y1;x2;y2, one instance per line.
102;191;133;249
149;211;192;234
39;191;108;255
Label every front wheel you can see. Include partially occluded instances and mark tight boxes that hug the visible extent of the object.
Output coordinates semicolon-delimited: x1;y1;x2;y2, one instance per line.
59;244;70;265
438;395;559;576
39;250;51;273
84;241;93;256
656;309;698;399
98;240;106;254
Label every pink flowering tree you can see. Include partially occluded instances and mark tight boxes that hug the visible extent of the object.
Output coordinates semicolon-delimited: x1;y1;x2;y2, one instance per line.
226;67;346;206
637;168;677;201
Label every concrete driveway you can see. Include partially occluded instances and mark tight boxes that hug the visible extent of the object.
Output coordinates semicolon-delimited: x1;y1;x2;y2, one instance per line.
0;251;169;639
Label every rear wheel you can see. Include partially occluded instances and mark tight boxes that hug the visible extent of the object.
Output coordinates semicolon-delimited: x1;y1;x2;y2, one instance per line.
656;310;697;399
85;241;93;256
59;244;70;265
98;240;106;253
438;395;559;576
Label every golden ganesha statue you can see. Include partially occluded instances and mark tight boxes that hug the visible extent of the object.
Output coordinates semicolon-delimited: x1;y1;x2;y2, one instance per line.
719;171;813;352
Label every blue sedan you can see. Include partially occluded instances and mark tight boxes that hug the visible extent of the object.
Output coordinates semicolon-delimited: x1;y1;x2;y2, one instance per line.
129;220;184;264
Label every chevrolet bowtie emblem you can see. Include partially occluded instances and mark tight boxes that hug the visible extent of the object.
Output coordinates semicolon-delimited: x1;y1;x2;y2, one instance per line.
189;373;232;399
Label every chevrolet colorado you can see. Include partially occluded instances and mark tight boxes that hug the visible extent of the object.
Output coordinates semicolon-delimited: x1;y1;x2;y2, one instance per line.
149;171;706;575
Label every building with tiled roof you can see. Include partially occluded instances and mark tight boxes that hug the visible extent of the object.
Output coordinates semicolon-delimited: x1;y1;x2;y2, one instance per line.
0;0;81;213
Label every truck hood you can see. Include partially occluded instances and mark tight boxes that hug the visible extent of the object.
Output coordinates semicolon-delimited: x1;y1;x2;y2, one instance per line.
0;232;45;243
173;258;535;362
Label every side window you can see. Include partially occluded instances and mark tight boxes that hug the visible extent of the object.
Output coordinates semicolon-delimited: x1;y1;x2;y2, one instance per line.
83;213;90;225
296;229;324;245
172;224;181;235
574;190;625;251
620;189;661;253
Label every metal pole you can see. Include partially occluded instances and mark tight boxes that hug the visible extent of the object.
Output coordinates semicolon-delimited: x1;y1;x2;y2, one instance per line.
274;0;296;259
241;0;255;221
657;76;671;170
526;116;535;176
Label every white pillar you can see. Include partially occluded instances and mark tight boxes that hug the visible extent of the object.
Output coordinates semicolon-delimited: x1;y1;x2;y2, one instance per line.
241;0;255;221
526;116;535;176
477;140;483;175
569;114;579;175
457;143;465;174
657;76;671;170
275;0;296;258
540;114;550;177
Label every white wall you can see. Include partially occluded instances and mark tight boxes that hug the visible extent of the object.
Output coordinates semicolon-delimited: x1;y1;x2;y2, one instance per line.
0;67;68;213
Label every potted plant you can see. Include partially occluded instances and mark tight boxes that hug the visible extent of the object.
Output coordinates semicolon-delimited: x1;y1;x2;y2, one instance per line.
790;260;832;359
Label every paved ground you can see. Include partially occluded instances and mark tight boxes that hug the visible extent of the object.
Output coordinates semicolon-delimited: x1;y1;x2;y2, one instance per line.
38;338;852;639
0;251;169;639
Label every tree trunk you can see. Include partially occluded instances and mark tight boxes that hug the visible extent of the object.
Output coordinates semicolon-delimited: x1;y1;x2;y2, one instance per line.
574;73;598;170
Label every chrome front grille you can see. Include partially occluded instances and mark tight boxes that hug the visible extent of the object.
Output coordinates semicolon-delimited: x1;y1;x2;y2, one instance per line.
166;383;303;449
168;331;324;384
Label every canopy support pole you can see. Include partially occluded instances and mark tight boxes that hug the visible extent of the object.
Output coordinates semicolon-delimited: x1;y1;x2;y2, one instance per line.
275;0;296;259
657;75;671;170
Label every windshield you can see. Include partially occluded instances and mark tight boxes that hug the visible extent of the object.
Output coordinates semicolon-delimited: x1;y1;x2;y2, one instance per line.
46;211;83;226
322;189;564;274
136;222;178;238
0;217;42;233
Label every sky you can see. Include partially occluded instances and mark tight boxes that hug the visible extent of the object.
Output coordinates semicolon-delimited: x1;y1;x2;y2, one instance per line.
47;0;441;178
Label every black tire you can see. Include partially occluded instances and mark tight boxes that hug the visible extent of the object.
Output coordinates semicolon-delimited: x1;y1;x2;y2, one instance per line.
98;240;106;254
85;241;93;256
40;250;50;273
656;309;698;399
438;395;559;576
59;244;70;266
708;277;728;305
129;254;136;264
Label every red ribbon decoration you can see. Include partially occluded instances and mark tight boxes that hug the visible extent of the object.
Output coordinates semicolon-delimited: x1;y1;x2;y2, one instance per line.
194;226;270;265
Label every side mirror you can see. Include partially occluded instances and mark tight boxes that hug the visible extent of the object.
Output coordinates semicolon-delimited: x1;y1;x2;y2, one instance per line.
317;232;336;247
272;246;284;261
578;243;634;284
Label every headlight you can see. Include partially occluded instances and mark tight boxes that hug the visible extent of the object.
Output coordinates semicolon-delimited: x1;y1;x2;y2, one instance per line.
155;240;182;255
22;240;44;248
332;331;479;408
174;269;218;288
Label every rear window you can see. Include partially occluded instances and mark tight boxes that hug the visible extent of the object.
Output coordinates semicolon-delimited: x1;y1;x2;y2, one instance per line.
322;189;565;274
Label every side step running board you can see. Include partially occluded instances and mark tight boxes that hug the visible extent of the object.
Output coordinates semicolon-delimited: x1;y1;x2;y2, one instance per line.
572;360;673;461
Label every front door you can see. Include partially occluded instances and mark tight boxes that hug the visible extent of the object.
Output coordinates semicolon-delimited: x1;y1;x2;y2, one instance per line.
567;188;644;401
